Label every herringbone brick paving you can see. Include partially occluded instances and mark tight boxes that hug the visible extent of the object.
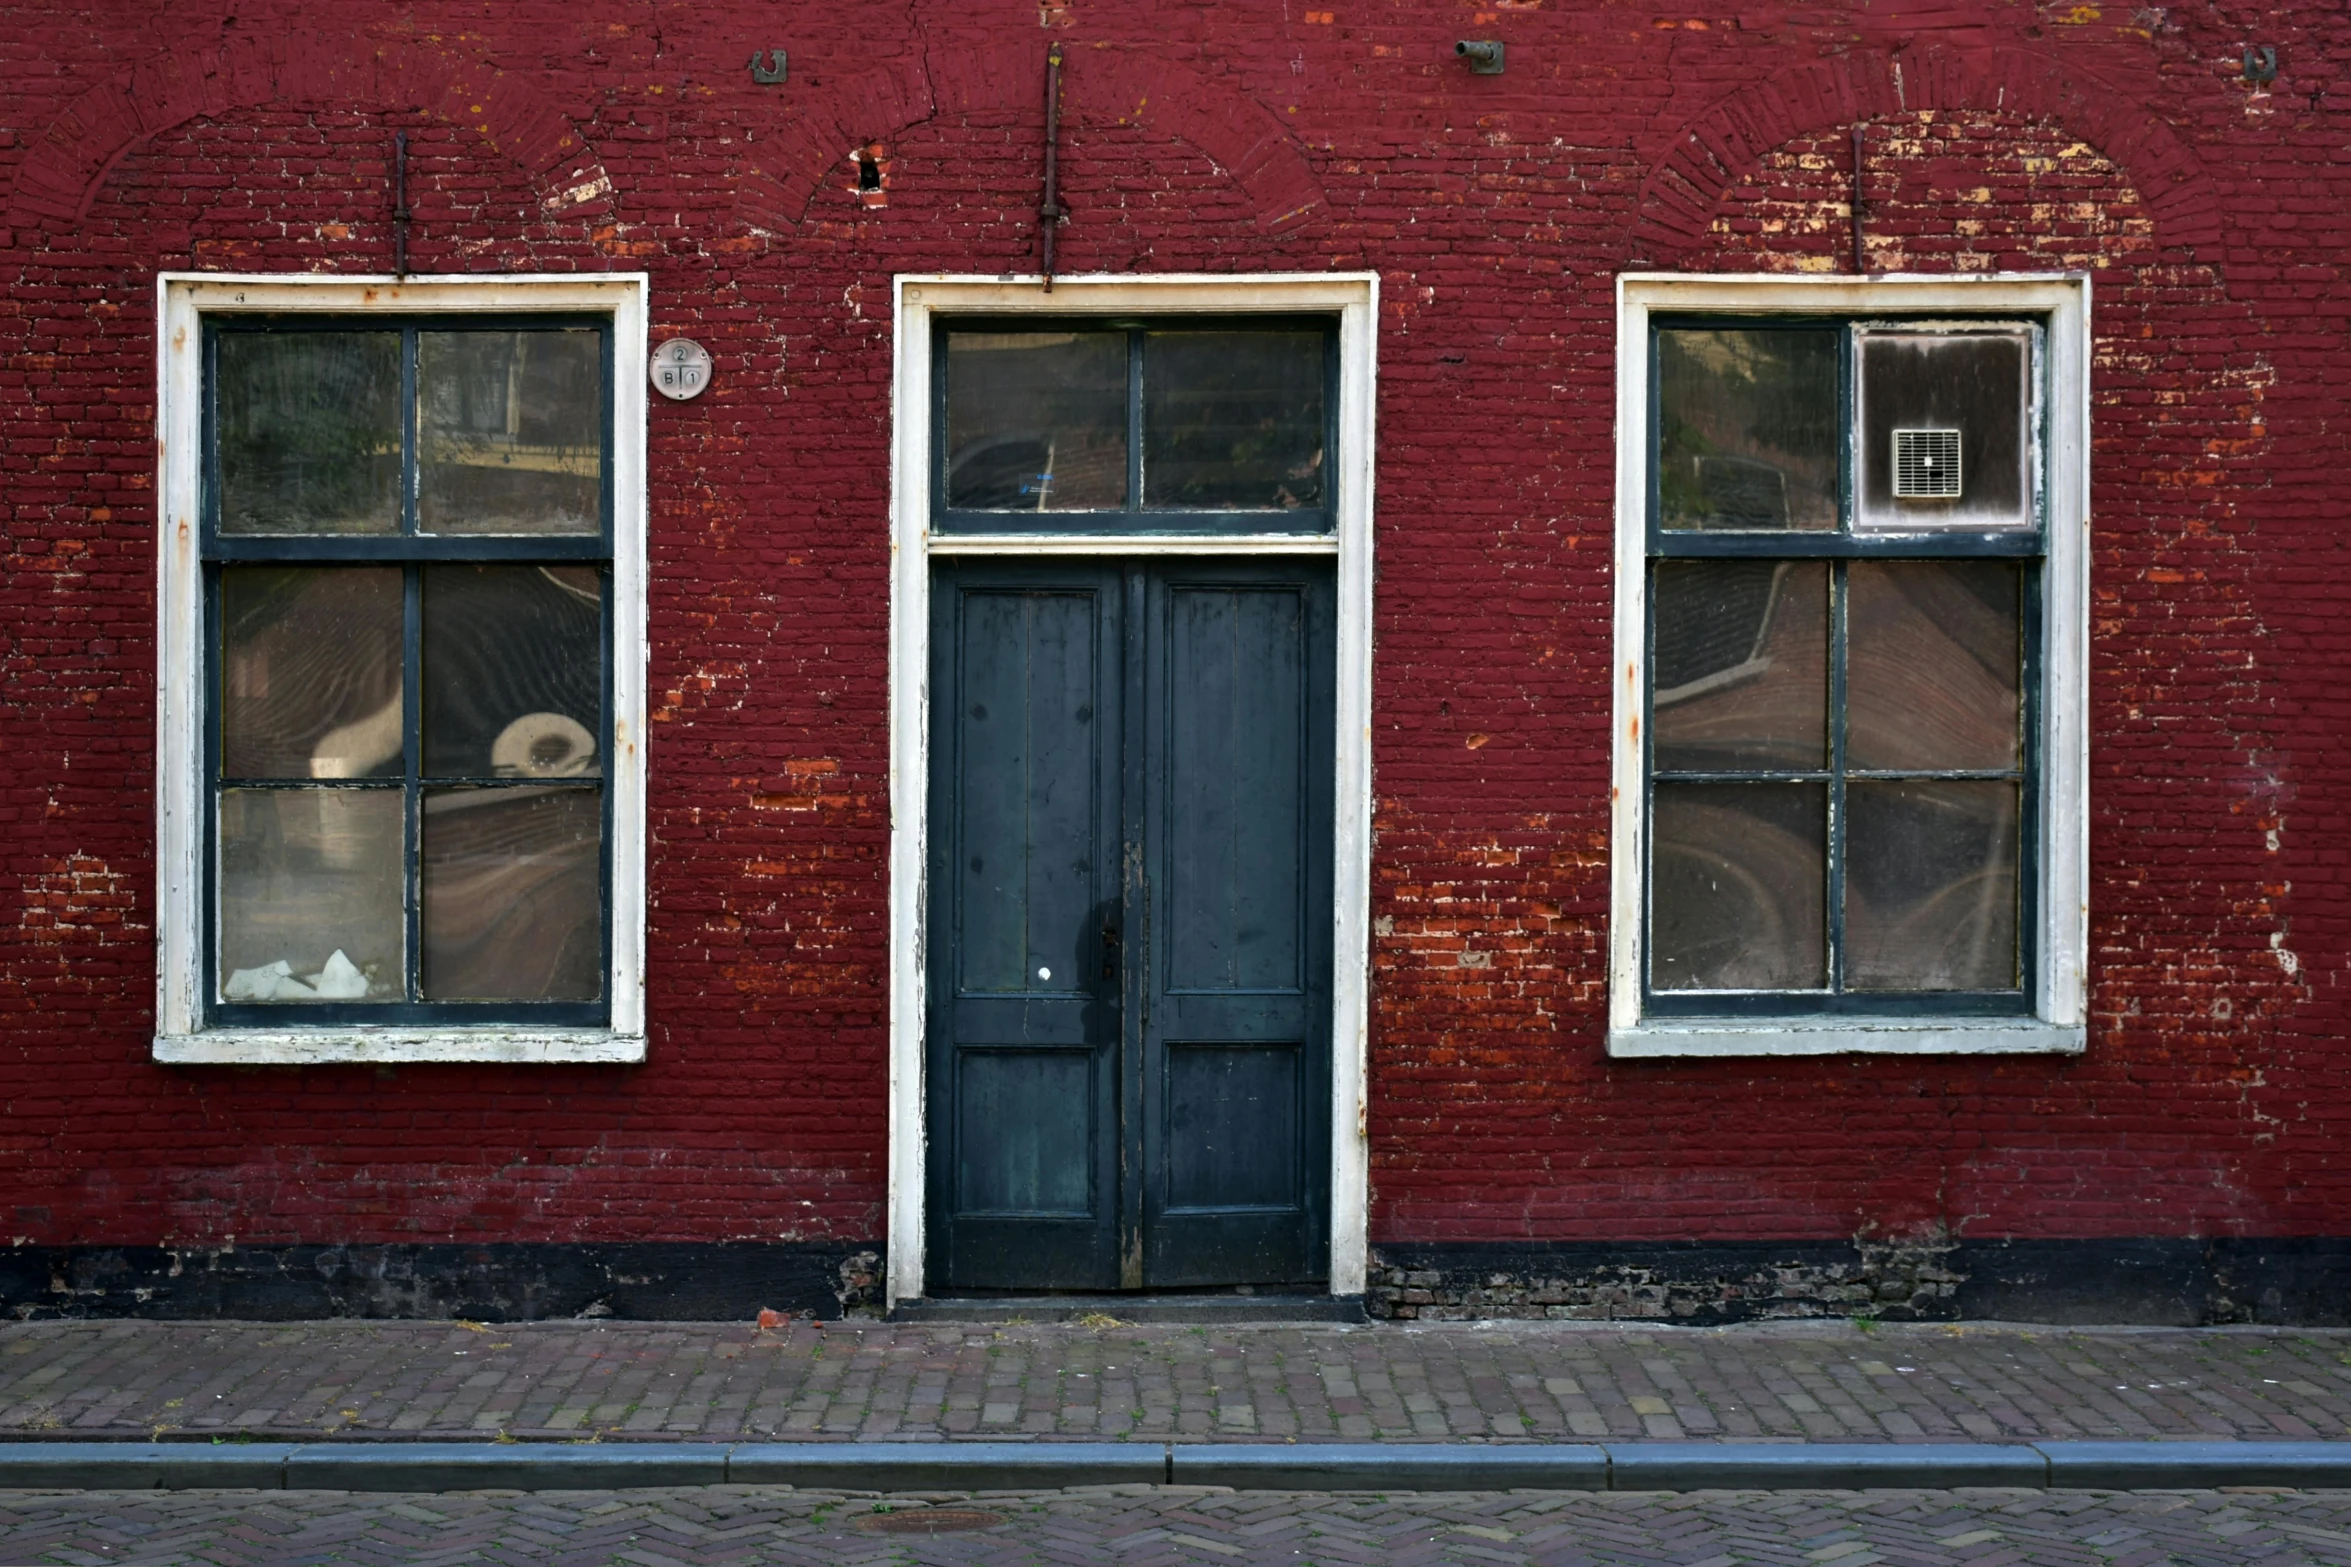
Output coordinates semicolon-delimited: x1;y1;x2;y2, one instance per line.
2;1484;2349;1565
0;1319;2346;1446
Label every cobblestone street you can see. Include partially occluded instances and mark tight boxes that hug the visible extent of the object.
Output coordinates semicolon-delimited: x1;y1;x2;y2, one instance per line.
3;1319;2347;1446
1;1483;2347;1565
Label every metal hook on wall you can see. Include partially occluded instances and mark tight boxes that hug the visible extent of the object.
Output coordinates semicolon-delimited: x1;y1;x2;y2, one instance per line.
749;49;788;86
2243;46;2278;85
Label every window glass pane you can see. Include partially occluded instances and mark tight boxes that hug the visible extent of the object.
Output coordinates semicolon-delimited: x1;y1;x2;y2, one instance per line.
1846;780;2019;990
944;332;1127;510
1650;782;1826;990
423;565;603;779
1143;331;1325;510
216;332;401;535
418;331;603;535
1846;560;2021;772
218;787;403;1002
421;786;603;1001
1857;330;2030;530
1656;329;1838;531
1652;561;1827;772
221;567;404;780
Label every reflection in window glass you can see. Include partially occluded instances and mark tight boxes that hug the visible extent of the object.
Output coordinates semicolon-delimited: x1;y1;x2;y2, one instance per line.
1650;782;1826;990
945;332;1128;510
1656;329;1838;531
418;331;603;535
1144;332;1325;510
1846;780;2018;990
221;567;405;780
1651;561;1828;772
217;333;402;535
421;786;603;1001
217;787;403;1002
1846;561;2021;772
424;565;603;780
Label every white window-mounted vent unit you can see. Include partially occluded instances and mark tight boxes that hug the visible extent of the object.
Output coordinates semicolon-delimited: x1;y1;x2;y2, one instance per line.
1854;327;2035;532
1892;428;1962;500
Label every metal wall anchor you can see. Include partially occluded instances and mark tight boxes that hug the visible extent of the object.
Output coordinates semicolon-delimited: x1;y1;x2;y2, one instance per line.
2244;47;2278;84
749;49;788;85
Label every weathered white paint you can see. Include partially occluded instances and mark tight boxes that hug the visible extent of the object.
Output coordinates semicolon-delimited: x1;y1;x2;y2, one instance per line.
1609;1019;2086;1058
155;1029;646;1065
929;533;1341;556
153;273;651;1065
887;273;1379;1306
1607;273;2091;1058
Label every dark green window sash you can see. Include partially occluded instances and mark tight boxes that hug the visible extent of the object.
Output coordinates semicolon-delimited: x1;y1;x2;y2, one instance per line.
1642;314;2046;1019
198;315;617;1028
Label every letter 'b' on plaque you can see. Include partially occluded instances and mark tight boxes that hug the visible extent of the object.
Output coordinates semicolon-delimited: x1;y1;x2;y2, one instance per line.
650;338;712;401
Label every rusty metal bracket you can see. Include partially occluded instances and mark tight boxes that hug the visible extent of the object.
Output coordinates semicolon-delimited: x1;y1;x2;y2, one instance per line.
1039;42;1065;290
392;130;411;277
1850;122;1867;275
749;49;788;86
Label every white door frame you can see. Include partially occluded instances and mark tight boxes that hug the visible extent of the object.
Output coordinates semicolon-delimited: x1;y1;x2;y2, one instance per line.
886;273;1380;1306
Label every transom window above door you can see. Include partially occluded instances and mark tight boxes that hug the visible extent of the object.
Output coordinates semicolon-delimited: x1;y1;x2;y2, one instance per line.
936;320;1336;533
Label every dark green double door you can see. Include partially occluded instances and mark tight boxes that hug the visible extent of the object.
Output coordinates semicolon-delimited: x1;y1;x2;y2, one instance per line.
926;558;1334;1292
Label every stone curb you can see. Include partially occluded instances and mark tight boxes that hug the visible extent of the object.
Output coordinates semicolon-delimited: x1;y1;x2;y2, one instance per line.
1;1441;2348;1494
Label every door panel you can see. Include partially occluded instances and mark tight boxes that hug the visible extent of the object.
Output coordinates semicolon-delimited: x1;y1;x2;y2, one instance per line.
1163;1043;1303;1211
1164;586;1310;994
927;558;1332;1294
955;1048;1097;1215
928;563;1122;1291
953;589;1103;995
1143;567;1333;1288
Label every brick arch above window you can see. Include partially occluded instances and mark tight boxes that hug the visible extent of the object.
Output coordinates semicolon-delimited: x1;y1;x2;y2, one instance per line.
1632;44;2223;265
4;34;608;231
733;43;1326;238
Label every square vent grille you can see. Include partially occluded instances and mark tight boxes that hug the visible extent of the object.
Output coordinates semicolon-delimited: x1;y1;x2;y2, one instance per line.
1892;428;1963;500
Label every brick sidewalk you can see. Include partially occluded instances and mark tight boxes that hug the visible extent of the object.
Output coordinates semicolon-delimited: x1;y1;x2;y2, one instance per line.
1;1318;2346;1446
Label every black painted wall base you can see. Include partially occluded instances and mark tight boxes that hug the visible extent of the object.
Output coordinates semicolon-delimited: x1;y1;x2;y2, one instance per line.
1367;1238;2351;1327
0;1243;883;1322
5;1237;2348;1324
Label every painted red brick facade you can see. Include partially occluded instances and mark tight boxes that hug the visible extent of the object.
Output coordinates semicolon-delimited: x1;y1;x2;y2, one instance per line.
2;2;2347;1319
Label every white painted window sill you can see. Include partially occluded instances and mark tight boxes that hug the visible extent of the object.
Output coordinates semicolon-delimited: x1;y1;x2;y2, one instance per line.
153;1030;645;1066
1608;1017;2085;1059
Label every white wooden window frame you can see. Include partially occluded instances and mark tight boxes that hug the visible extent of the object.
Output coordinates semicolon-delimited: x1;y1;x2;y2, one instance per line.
887;274;1380;1305
1608;274;2090;1059
152;273;651;1066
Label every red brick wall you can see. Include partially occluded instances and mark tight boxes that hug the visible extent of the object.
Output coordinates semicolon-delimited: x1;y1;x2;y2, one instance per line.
1;3;2345;1256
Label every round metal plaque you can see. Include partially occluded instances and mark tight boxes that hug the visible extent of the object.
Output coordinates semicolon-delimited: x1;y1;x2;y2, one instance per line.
650;337;712;400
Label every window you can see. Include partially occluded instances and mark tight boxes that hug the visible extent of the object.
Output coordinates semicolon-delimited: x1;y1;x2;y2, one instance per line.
935;320;1335;533
1609;277;2087;1058
155;276;649;1064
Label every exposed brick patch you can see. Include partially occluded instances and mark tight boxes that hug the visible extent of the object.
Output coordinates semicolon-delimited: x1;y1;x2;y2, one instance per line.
1632;41;2224;264
1368;1242;1964;1323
